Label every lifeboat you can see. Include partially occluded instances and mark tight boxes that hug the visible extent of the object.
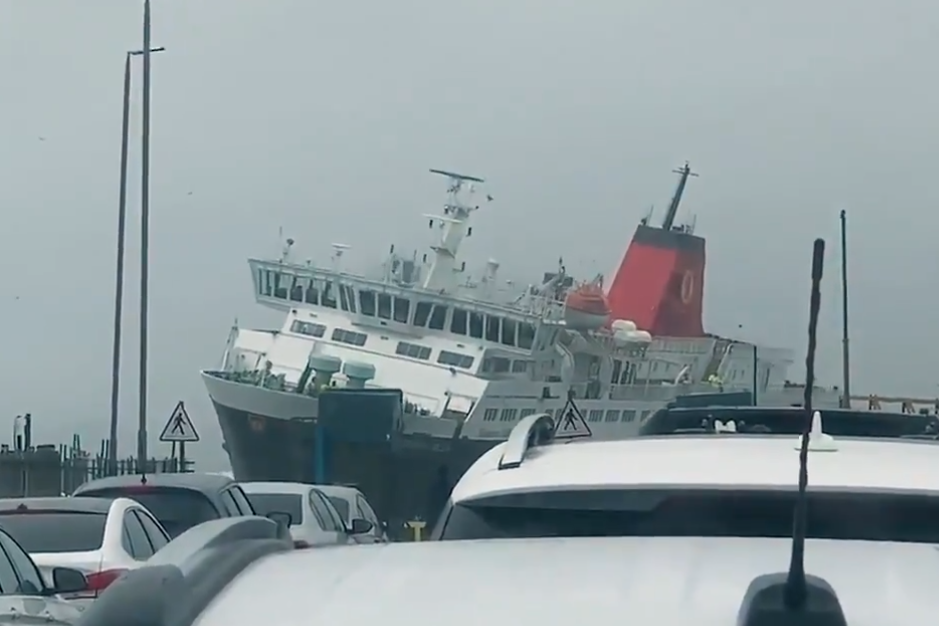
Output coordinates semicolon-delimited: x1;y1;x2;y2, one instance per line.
564;281;610;330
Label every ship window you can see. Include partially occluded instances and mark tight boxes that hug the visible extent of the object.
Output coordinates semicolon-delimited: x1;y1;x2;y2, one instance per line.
259;269;270;296
273;272;288;299
338;285;350;311
485;316;501;342
468;312;484;339
331;328;367;347
414;301;432;327
500;319;517;347
438;351;474;369
393;297;410;323
483;357;510;373
483;408;499;422
500;408;518;423
359;290;376;316
377;294;392;320
517;323;535;350
511;360;530;374
429;305;448;330
321;281;337;308
622;409;637;423
639;410;651;422
289;276;304;302
519;408;536;418
605;410;621;423
395;341;431;361
588;409;604;423
290;320;326;338
611;359;623;384
450;308;468;335
305;279;319;305
344;286;357;313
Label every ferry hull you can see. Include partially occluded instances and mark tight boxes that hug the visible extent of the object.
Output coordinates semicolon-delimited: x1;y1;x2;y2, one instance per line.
203;372;495;536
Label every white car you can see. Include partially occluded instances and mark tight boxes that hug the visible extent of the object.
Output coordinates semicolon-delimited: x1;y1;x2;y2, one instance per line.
313;485;387;543
239;482;371;547
0;496;169;601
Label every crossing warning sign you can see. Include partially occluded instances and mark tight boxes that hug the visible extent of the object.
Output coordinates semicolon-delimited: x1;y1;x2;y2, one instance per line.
160;401;200;443
553;399;592;440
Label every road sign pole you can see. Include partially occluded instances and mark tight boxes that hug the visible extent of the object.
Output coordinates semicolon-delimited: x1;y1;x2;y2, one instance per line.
179;441;186;473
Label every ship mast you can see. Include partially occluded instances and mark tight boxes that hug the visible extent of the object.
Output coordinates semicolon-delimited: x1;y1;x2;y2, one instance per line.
660;161;699;232
421;168;485;292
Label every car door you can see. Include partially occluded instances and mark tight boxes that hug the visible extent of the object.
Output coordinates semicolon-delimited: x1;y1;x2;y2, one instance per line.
355;494;385;542
307;490;346;544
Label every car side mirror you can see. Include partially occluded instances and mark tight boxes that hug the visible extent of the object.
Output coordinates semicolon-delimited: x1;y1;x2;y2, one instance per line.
265;511;293;527
50;567;87;595
349;518;374;535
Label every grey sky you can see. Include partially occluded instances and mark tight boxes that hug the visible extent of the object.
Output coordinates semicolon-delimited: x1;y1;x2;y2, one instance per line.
1;0;936;469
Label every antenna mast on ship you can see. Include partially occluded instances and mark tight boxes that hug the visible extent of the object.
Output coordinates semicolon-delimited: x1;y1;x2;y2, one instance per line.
422;168;486;292
660;161;699;232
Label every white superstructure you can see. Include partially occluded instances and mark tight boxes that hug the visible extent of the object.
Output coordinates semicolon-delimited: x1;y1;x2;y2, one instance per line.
204;169;840;442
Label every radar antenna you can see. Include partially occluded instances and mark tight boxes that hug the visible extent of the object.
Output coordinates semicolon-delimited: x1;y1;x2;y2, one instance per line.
421;169;487;292
660;161;698;232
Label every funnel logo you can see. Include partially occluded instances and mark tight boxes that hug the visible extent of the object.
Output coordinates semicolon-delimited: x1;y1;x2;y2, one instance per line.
680;271;695;304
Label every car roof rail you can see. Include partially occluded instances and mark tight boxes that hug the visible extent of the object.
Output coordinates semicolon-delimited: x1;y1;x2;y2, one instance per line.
77;518;292;626
498;413;555;470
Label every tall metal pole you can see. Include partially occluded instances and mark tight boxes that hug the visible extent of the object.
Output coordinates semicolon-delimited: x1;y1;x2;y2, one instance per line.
752;344;758;405
138;0;153;474
839;209;851;408
108;55;133;477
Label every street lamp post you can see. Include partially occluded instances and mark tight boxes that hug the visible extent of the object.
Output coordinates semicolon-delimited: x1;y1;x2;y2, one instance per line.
138;0;155;474
107;43;165;477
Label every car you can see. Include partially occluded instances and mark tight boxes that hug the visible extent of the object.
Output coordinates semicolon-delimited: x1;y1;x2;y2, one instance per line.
239;482;372;547
431;410;939;541
0;524;86;624
73;516;939;626
312;485;388;543
0;497;170;601
71;473;255;538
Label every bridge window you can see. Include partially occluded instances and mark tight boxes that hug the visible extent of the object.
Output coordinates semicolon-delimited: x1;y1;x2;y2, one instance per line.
393;297;410;323
468;312;484;338
429;305;448;330
305;278;319;305
483;357;511;373
517;323;535;350
511;360;530;374
450;309;468;335
605;409;621;423
344;286;357;313
499;408;517;423
485;316;501;342
438;351;474;369
259;269;271;297
331;328;367;347
377;294;392;320
395;341;431;360
290;320;326;338
338;285;351;311
321;282;337;309
414;301;432;327
359;290;376;316
273;272;288;299
289;276;304;302
500;319;517;347
483;408;499;422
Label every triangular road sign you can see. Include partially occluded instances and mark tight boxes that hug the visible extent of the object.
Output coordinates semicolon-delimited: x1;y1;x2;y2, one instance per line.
160;401;200;443
553;399;592;440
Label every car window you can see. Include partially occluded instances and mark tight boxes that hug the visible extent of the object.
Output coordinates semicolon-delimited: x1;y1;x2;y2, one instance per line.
219;491;241;517
133;510;168;552
355;495;380;527
245;493;303;525
0;511;106;552
326;496;350;523
438;487;939;541
0;542;21;595
76;487;219;538
310;490;343;531
0;532;44;595
123;511;154;559
228;487;255;515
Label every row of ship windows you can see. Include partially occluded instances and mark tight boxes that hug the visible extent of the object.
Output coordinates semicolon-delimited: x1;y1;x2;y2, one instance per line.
260;271;537;349
482;407;651;424
289;321;476;370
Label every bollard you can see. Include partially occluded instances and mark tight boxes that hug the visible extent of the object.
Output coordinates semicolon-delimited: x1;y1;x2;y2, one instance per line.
405;519;427;542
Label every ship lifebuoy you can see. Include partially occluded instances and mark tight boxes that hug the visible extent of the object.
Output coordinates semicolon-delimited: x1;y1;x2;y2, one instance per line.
680;271;694;304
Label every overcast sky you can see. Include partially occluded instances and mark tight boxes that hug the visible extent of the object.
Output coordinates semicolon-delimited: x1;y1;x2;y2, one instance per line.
1;0;936;469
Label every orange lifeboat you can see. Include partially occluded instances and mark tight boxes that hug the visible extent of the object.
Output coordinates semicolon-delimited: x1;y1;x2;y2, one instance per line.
564;280;610;330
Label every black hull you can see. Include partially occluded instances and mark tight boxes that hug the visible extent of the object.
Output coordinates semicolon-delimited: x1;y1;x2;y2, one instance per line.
213;398;496;537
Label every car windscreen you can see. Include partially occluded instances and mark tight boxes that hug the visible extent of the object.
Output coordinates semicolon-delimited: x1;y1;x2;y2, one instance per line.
325;496;350;522
0;511;106;553
244;493;303;525
75;487;218;538
437;487;939;542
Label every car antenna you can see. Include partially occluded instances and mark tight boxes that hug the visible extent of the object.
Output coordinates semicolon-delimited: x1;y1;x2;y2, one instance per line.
737;238;847;626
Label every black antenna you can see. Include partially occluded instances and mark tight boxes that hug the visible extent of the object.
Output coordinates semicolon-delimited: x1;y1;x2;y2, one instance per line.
785;238;825;608
737;238;847;626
